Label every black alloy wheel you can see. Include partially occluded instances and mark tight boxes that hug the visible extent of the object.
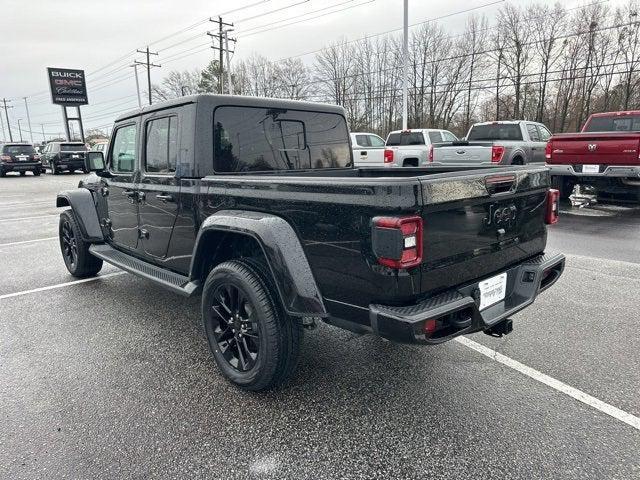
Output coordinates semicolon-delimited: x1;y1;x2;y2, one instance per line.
60;218;78;270
210;282;261;372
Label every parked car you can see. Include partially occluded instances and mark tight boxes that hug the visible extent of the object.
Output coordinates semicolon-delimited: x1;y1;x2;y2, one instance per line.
546;110;640;201
351;132;386;167
431;121;551;167
91;140;109;155
383;129;458;167
41;141;88;174
56;94;564;391
0;143;42;177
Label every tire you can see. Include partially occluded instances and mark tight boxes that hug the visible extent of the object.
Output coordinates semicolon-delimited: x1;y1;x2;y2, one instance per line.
52;164;59;175
511;157;524;165
0;169;5;177
33;169;41;176
59;209;103;278
19;171;26;176
202;259;302;391
551;175;573;200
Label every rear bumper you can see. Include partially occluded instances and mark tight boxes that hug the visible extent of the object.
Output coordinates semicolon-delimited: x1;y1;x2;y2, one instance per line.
0;162;41;171
547;163;640;178
53;159;85;169
369;252;565;344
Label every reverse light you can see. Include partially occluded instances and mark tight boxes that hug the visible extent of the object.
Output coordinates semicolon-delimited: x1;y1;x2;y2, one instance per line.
545;141;553;160
384;148;394;163
372;216;423;269
545;189;559;225
491;145;505;163
428;144;434;162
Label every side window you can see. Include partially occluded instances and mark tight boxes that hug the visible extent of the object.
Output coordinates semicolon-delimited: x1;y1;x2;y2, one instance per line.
355;135;370;147
368;135;385;148
428;131;443;143
213;106;351;172
526;124;540;142
145;116;177;174
110;124;137;173
537;125;551;141
442;131;458;142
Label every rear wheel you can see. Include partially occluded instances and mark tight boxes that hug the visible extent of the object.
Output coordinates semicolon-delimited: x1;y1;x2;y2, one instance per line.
33;169;41;176
59;209;103;278
512;157;524;165
19;171;26;176
202;259;302;391
0;169;5;177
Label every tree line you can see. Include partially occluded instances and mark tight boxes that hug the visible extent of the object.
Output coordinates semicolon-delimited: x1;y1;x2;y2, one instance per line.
151;0;640;137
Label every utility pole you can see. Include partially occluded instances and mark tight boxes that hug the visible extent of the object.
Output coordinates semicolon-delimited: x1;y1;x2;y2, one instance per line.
40;124;46;142
208;16;235;94
1;98;13;142
17;119;23;142
0;107;6;141
224;29;235;95
130;64;142;108
135;46;160;105
23;97;34;143
401;0;409;130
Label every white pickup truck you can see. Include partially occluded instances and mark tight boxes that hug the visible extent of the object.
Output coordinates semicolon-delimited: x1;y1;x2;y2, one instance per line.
383;129;459;167
350;132;387;167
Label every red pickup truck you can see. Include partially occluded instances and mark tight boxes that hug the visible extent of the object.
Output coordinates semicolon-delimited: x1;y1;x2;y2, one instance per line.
546;110;640;201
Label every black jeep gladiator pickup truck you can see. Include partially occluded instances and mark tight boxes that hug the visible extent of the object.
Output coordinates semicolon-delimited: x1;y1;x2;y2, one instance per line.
57;95;565;391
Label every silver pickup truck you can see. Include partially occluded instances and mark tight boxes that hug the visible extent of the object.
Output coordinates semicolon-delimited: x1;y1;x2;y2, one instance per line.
432;121;552;166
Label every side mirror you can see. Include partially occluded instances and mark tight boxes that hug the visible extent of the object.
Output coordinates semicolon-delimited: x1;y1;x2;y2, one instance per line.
85;151;106;173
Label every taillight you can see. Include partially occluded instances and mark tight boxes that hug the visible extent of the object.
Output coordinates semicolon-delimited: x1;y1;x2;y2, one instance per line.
384;148;394;163
0;155;11;162
545;141;553;160
428;144;434;162
545;189;559;225
491;145;505;163
372;216;423;269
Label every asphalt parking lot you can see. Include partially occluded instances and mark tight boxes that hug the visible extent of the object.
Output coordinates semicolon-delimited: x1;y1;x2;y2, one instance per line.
1;172;639;479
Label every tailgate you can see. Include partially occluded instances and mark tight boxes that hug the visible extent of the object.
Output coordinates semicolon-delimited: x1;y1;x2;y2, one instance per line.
433;142;492;165
549;134;640;165
60;151;86;161
417;167;549;295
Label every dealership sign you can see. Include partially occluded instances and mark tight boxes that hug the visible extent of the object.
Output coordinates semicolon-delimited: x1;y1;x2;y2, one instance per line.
47;67;88;105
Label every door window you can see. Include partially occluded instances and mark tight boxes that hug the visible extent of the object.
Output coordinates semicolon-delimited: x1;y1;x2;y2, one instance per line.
110;124;137;173
442;131;458;142
427;131;443;143
355;135;370;147
526;124;540;142
368;135;385;148
536;125;552;141
145;116;178;174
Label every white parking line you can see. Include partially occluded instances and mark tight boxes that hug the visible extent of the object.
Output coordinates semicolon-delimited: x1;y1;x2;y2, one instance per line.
0;214;59;223
0;271;126;300
455;336;640;432
0;237;57;247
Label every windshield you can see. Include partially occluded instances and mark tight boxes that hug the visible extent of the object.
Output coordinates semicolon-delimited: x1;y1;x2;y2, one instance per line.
386;132;425;146
468;124;523;141
61;143;86;152
584;115;640;132
3;144;35;155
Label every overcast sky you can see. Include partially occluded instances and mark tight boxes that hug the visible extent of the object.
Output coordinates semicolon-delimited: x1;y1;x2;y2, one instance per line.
0;0;628;140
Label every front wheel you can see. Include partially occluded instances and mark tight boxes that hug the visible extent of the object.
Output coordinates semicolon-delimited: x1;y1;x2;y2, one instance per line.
202;260;302;391
59;210;103;278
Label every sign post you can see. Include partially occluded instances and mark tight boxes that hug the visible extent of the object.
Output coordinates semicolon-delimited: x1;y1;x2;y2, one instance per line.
47;67;88;143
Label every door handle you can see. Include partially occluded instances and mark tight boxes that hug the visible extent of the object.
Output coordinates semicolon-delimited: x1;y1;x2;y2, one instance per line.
156;193;174;203
360;151;368;155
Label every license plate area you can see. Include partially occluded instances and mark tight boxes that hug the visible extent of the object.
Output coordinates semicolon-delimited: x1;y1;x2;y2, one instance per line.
478;272;507;310
582;164;600;174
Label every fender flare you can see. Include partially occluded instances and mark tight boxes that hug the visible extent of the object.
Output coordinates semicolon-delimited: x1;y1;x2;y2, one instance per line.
509;148;527;164
190;210;327;318
56;189;104;242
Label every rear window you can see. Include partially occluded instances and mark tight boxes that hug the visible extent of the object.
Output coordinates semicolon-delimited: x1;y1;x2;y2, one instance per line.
386;132;425;146
584;115;640;132
427;131;443;143
468;124;523;141
3;144;35;155
61;143;86;152
213;106;351;172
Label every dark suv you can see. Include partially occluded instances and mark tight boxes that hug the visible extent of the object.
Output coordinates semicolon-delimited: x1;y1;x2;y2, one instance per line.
0;143;42;176
41;142;87;174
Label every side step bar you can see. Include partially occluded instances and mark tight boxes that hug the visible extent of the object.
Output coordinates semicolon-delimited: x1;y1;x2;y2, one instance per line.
89;244;201;297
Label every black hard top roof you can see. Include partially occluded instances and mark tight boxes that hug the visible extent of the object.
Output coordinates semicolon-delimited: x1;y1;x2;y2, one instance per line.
114;94;345;122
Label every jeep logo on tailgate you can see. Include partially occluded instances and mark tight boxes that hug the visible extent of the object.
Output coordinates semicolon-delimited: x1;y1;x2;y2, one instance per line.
485;204;517;227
